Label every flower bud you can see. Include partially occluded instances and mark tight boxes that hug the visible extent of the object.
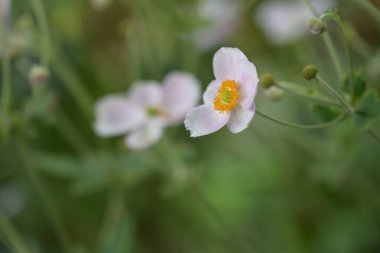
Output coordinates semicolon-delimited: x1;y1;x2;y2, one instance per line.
302;65;318;80
259;73;275;89
264;86;283;101
29;64;49;85
308;17;326;35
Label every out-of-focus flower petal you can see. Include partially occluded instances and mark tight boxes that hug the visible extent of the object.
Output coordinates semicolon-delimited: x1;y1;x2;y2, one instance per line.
185;105;230;137
162;71;201;125
203;80;220;104
255;0;334;46
125;118;164;150
193;0;241;51
227;104;255;133
213;47;248;81
94;95;146;137
237;60;259;109
129;81;163;107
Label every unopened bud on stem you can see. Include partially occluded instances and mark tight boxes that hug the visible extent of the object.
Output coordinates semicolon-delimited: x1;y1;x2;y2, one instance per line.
259;73;275;89
302;65;318;81
308;17;326;35
29;64;49;85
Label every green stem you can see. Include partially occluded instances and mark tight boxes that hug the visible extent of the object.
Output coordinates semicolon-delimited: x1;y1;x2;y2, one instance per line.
368;127;380;143
0;211;30;253
256;110;346;129
300;0;345;79
315;75;354;114
277;81;341;107
350;0;380;26
1;35;11;125
322;34;344;79
52;56;93;119
55;106;91;155
320;13;354;74
29;0;51;66
19;142;70;252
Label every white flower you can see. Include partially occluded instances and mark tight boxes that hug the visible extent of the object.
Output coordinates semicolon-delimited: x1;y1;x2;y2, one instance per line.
254;0;334;46
185;47;259;137
193;0;241;51
94;71;200;150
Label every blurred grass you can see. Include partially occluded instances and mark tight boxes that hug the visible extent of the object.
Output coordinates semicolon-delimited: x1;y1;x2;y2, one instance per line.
1;0;380;253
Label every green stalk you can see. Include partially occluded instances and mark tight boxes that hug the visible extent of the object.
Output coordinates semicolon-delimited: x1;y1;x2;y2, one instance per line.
350;0;380;26
300;0;345;79
277;81;341;107
368;128;380;143
0;212;30;253
315;75;354;114
52;57;93;119
256;110;346;129
320;13;354;74
29;0;51;65
1;30;12;128
19;142;70;252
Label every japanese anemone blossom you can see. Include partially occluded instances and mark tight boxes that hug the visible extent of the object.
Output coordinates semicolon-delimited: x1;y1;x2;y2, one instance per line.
94;71;200;150
185;47;258;137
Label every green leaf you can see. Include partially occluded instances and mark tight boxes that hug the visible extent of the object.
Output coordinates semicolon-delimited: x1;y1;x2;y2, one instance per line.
311;104;341;123
354;91;380;130
35;152;81;179
97;215;135;253
343;73;366;104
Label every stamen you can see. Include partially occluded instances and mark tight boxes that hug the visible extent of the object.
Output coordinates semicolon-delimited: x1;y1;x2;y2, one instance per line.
213;80;239;112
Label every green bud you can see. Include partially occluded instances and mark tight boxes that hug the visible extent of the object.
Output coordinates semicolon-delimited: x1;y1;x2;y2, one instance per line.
302;65;318;81
264;86;283;101
259;73;275;89
308;18;326;35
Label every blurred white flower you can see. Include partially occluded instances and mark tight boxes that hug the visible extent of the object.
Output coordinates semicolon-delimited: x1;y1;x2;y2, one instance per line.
254;0;334;46
90;0;113;11
94;71;200;150
193;0;242;51
185;47;259;137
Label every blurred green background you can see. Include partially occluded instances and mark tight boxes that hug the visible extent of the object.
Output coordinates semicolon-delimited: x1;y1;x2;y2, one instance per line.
1;0;380;252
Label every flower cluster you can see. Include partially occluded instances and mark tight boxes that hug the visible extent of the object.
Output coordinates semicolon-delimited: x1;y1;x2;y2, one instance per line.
94;47;259;150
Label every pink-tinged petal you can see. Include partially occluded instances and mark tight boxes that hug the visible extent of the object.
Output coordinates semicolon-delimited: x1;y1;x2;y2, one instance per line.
203;80;220;104
162;71;201;125
237;60;259;109
184;105;230;137
213;47;248;81
129;81;162;107
227;104;255;134
94;95;146;137
125;118;165;150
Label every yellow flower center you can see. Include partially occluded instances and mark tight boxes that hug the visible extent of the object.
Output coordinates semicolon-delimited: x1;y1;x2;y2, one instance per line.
213;80;239;112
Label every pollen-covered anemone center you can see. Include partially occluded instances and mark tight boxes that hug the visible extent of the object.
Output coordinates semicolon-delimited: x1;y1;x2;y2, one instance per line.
214;80;239;112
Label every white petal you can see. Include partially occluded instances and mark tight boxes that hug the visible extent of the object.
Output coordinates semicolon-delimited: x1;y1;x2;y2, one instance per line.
227;104;255;134
129;81;162;107
162;71;201;125
93;95;146;137
237;60;259;109
125;118;165;150
202;80;220;104
213;47;248;81
184;105;230;137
